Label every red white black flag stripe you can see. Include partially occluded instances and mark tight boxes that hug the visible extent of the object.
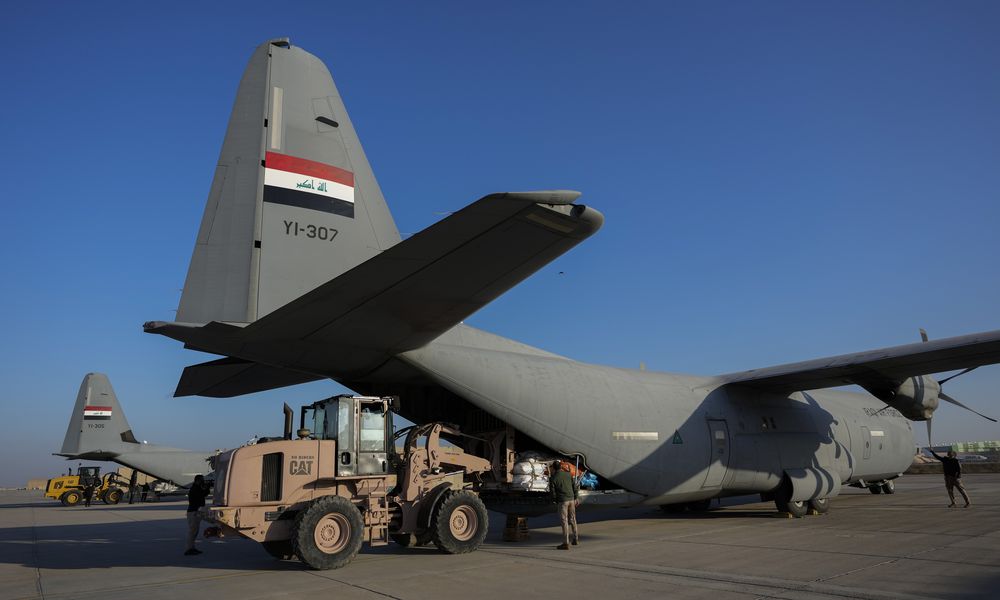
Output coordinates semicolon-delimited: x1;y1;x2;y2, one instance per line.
83;405;112;420
263;152;355;217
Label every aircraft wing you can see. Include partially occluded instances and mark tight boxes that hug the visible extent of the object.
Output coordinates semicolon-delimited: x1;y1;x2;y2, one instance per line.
148;191;603;395
716;329;1000;396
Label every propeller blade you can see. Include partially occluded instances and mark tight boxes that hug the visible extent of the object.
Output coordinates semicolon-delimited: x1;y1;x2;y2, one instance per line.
919;328;929;343
937;367;978;386
926;419;933;447
939;392;998;423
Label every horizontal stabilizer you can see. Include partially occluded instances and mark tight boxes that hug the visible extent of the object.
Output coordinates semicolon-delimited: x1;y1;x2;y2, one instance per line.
718;329;1000;395
148;190;603;390
245;190;601;350
175;357;323;398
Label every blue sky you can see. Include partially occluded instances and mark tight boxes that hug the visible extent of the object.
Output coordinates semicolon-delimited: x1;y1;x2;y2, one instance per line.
2;2;998;487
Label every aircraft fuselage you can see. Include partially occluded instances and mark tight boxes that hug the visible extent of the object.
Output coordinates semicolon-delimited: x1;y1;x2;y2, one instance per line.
396;325;914;505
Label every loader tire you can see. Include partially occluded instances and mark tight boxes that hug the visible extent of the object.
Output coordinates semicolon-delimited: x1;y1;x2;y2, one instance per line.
262;540;296;560
292;496;363;570
102;488;123;505
61;490;82;506
431;490;488;554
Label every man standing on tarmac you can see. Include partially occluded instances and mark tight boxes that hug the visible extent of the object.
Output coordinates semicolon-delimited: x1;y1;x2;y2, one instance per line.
82;481;95;507
551;461;579;550
928;448;971;508
184;475;210;555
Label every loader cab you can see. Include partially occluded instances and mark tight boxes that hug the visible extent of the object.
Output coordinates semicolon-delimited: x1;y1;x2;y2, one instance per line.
77;466;101;487
299;395;396;477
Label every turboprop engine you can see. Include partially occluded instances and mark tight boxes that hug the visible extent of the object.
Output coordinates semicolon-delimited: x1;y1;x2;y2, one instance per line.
866;330;997;446
884;375;940;421
868;371;993;446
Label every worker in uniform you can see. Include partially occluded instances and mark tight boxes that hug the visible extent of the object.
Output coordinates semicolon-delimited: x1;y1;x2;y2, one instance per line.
928;448;971;508
550;460;579;549
184;475;210;555
83;482;95;507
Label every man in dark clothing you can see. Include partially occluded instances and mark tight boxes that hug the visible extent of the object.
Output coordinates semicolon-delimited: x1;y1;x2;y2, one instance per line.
83;483;95;507
184;475;210;555
550;461;579;549
929;448;971;508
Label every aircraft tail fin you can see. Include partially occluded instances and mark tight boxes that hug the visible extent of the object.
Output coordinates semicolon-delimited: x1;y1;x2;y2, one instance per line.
58;373;138;459
177;38;401;325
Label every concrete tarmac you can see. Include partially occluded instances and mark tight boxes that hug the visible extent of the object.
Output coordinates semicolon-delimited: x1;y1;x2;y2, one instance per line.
3;474;999;600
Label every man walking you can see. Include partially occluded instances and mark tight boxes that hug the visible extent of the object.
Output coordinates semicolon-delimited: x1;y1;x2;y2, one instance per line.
550;460;579;549
184;475;210;555
928;448;971;508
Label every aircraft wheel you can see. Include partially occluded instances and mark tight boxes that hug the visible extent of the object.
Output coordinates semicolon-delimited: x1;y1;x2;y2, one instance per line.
881;480;895;495
390;533;416;547
292;496;364;570
415;529;434;547
389;531;433;547
431;490;489;554
774;480;807;518
61;490;82;506
102;488;123;505
869;484;883;495
261;540;296;560
808;497;830;514
778;498;808;518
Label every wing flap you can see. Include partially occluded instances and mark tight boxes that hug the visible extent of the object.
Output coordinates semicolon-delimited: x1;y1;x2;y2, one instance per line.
718;329;1000;393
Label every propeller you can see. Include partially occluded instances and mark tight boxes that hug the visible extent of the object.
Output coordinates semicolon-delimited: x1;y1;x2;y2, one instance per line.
939;391;997;423
919;329;997;448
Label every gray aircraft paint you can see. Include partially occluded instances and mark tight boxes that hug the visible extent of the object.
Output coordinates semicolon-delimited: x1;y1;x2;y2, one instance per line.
58;373;213;487
147;39;998;509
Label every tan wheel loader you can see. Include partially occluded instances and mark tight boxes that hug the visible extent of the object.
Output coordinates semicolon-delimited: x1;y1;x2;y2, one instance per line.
205;395;495;570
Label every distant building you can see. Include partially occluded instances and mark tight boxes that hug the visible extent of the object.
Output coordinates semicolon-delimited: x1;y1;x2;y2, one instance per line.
26;479;47;490
951;441;1000;453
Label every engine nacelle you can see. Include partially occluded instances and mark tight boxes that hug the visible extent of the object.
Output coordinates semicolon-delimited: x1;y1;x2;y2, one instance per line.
884;375;940;421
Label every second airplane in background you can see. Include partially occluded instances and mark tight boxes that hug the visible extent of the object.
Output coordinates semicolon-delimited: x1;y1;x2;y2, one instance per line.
58;373;215;488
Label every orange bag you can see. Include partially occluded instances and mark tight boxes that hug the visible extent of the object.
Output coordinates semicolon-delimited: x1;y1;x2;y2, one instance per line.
558;461;579;477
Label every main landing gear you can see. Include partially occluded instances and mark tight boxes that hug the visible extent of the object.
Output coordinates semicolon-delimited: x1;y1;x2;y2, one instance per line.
772;479;830;518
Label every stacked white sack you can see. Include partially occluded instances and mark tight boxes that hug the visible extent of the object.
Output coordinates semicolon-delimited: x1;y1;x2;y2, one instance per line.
510;456;552;492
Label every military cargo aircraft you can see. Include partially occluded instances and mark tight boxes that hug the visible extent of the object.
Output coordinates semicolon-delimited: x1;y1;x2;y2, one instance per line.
58;373;214;487
144;39;1000;516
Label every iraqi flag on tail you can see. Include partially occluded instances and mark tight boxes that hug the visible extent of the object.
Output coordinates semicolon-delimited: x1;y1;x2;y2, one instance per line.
263;151;355;218
83;406;112;420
